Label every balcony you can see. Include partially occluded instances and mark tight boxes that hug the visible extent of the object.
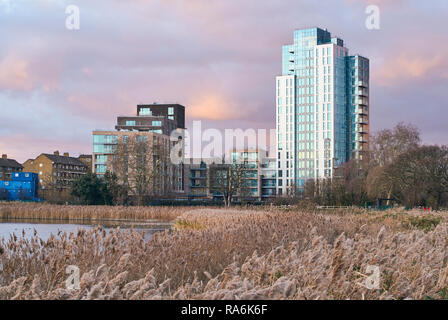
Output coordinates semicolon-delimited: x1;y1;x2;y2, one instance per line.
189;175;206;179
190;184;207;188
355;118;368;125
357;108;368;116
358;90;368;97
358;80;368;88
191;167;206;171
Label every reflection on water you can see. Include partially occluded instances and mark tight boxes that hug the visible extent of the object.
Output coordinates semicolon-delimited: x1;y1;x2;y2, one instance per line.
0;218;172;241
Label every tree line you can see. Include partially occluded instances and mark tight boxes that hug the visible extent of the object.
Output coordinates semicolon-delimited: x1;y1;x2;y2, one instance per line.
304;123;448;209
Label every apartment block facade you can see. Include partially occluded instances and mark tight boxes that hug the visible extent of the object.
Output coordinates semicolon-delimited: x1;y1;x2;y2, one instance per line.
276;27;369;196
183;150;276;202
93;130;183;196
22;151;89;200
0;154;23;180
93;104;186;197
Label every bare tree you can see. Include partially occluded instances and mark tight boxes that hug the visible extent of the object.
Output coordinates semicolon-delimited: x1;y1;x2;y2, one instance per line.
111;135;171;205
367;122;421;203
370;122;421;167
209;162;249;207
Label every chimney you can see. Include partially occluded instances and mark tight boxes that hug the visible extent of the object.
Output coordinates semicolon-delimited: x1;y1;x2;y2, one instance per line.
54;151;59;156
63;152;69;157
1;154;7;159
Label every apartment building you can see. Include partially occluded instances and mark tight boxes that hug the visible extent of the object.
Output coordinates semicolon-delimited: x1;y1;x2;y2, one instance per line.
182;158;219;201
78;154;93;172
22;151;89;200
276;27;369;195
0;154;23;180
93;104;186;198
93;130;182;196
23;151;89;186
183;150;276;202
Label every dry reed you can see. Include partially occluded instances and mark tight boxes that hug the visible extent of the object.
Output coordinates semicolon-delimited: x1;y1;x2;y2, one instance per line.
0;202;188;222
1;205;448;300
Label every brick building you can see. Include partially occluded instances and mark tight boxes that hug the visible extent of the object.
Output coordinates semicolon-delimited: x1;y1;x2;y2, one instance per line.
0;154;23;180
22;151;89;201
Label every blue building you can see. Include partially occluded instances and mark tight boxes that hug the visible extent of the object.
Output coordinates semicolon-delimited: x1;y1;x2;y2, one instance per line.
0;172;39;201
275;27;370;196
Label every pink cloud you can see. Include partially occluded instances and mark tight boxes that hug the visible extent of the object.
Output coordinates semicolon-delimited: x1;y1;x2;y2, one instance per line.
0;55;34;91
187;94;249;121
0;133;90;164
374;53;447;86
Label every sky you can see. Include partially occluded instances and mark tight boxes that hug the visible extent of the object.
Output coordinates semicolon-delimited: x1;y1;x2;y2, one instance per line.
0;0;447;162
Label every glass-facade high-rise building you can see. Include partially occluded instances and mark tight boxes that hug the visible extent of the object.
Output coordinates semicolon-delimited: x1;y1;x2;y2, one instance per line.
276;27;369;196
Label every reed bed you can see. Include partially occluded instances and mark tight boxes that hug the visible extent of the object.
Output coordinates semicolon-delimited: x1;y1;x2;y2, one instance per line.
0;202;189;222
1;206;448;300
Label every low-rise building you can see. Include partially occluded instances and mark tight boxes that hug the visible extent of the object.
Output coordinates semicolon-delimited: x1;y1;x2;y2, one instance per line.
183;158;221;201
0;154;23;180
22;151;89;201
78;154;93;172
183;150;277;203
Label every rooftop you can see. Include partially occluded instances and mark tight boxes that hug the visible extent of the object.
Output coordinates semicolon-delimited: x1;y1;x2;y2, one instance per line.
42;154;88;167
0;157;23;169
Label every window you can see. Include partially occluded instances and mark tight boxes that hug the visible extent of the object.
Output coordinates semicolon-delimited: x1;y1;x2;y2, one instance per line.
139;107;152;116
137;135;147;143
93;144;117;153
95;155;108;164
152;121;162;126
93;135;118;144
168;107;174;115
95;164;107;174
126;120;136;126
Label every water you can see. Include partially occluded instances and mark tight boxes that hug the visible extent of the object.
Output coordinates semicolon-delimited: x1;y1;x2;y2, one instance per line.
0;218;172;241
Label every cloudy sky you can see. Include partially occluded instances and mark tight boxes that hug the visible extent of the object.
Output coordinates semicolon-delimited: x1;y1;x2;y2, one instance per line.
0;0;447;162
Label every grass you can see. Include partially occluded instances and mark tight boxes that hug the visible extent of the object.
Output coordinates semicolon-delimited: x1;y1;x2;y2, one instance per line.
1;204;448;299
402;215;442;232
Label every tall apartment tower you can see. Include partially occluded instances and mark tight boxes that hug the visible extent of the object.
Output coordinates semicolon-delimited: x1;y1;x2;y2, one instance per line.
276;27;369;196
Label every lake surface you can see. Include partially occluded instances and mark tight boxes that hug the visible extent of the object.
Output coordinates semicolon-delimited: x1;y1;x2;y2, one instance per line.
0;218;172;241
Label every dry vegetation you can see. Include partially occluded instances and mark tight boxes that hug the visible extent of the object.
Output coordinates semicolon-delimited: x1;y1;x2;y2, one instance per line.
1;204;448;300
0;202;186;222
